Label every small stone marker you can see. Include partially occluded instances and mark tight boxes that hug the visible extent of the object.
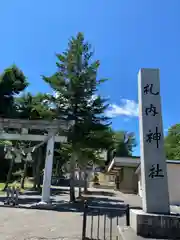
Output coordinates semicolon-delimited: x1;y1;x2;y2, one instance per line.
138;68;170;214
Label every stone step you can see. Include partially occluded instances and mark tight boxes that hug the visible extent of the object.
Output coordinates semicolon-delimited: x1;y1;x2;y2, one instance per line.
117;226;163;240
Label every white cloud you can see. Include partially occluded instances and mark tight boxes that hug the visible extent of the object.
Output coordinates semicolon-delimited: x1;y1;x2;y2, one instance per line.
106;98;138;118
164;127;170;134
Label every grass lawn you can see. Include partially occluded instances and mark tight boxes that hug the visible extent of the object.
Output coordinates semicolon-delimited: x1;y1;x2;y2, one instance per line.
0;179;34;195
0;183;5;195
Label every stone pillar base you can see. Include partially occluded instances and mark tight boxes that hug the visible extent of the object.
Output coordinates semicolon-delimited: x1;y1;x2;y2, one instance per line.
130;209;180;239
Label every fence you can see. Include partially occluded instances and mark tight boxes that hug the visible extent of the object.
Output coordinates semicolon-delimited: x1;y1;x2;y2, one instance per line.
82;200;129;240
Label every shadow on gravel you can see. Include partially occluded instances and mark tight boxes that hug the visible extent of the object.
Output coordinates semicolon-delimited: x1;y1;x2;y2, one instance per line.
0;195;127;218
20;187;70;196
85;190;116;197
0;186;139;220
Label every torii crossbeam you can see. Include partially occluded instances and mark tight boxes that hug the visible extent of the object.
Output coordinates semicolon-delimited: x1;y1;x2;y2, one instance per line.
0;118;71;203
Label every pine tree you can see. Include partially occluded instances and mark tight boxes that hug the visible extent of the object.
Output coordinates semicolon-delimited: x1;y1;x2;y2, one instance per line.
15;92;57;189
0;65;28;118
43;32;113;201
16;92;56;120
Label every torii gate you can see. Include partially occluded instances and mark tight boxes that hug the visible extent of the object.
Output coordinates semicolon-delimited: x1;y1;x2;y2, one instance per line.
0;118;71;204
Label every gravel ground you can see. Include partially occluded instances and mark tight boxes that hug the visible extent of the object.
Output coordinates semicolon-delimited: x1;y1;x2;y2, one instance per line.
0;187;129;240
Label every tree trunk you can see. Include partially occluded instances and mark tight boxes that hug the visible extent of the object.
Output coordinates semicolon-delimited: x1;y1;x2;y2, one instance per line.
4;158;14;190
20;161;28;189
84;169;88;194
78;169;82;198
32;151;38;189
55;160;60;176
70;153;76;202
34;147;43;190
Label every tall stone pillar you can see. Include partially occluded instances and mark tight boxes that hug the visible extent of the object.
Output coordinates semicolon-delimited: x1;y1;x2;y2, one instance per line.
138;68;169;214
118;69;180;239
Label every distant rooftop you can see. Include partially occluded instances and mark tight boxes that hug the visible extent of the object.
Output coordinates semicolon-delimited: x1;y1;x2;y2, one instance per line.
107;156;180;173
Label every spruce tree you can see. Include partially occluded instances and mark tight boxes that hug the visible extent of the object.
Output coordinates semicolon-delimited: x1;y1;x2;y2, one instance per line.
43;32;113;201
0;65;28;118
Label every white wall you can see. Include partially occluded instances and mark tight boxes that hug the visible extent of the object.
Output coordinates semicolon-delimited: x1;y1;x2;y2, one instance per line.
167;164;180;205
138;175;142;198
138;163;180;205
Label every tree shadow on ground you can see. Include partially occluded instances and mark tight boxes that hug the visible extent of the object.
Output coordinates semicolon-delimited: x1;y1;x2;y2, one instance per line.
0;194;128;219
21;187;69;196
52;196;127;218
0;185;137;220
41;196;127;219
0;195;41;205
0;188;70;205
84;196;127;219
51;188;69;196
85;190;116;197
20;189;41;196
84;196;124;204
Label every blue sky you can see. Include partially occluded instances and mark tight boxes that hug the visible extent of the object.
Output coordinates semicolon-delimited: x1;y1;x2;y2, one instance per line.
1;0;180;156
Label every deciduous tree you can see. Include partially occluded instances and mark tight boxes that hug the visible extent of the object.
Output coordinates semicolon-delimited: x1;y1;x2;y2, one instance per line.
165;124;180;160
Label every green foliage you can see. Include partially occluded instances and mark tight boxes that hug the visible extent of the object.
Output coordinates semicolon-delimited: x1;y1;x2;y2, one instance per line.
0;65;28;118
43;32;112;151
56;143;105;173
106;130;136;164
15;92;56;120
113;131;136;157
77;147;105;168
0;140;12;146
0;34;137;188
165;124;180;160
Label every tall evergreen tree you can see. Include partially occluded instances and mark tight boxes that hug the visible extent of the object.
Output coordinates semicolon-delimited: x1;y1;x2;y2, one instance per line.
0;65;28;184
0;65;28;118
113;131;136;157
15;92;57;189
43;32;113;201
16;92;56;120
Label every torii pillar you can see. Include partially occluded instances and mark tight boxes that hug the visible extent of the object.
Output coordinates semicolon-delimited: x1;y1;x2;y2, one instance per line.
40;135;55;203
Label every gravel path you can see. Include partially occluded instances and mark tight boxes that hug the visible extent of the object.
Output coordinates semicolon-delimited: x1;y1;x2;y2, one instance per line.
0;187;132;240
